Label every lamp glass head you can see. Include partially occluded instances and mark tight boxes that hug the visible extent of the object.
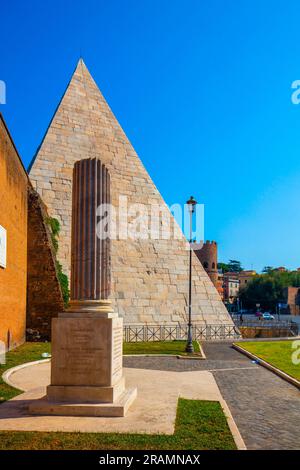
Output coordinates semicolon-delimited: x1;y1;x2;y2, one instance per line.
187;196;197;213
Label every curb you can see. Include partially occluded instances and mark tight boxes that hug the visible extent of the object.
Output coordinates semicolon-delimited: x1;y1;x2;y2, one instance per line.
219;398;247;450
124;354;205;360
2;359;51;391
124;342;206;360
234;336;300;343
124;353;205;360
232;343;300;390
178;342;206;360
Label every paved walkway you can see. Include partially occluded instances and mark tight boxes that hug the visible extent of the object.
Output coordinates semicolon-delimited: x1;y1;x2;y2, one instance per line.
124;342;300;450
0;364;244;448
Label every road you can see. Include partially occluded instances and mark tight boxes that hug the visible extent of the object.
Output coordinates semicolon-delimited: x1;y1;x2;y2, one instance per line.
124;341;300;449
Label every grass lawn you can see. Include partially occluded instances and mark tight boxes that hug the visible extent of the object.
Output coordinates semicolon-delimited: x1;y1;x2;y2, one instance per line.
0;342;51;403
235;340;300;381
123;340;201;356
0;398;236;450
0;341;201;405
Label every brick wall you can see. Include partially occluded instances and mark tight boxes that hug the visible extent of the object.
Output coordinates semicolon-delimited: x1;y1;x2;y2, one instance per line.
26;186;64;339
285;286;300;316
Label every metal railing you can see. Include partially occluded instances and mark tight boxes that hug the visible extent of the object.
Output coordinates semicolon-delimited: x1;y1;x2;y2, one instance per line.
123;323;240;342
234;319;299;336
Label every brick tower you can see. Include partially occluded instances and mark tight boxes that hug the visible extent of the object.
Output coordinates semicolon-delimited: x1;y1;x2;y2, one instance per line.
192;241;218;286
29;59;233;326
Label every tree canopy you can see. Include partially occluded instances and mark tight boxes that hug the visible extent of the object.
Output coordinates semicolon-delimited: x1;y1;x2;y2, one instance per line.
262;266;274;273
217;262;230;273
218;260;244;273
239;270;300;311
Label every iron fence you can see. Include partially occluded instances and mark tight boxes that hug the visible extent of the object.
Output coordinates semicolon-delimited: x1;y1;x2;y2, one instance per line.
123;323;240;342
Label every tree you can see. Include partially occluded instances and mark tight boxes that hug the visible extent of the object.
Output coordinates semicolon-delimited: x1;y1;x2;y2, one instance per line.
262;266;274;273
218;260;244;273
227;260;243;272
46;216;70;306
217;262;230;273
239;269;300;311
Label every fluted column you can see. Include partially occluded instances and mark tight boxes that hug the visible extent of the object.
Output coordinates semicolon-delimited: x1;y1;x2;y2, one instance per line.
29;159;137;418
71;158;111;301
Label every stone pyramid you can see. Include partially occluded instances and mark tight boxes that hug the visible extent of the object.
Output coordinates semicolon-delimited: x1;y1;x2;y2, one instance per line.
29;59;233;326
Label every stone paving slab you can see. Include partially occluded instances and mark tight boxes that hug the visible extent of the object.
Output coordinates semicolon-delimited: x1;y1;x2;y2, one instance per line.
123;347;255;372
212;367;300;450
0;364;222;435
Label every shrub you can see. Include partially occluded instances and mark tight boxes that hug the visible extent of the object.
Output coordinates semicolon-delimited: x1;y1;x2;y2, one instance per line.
46;217;70;306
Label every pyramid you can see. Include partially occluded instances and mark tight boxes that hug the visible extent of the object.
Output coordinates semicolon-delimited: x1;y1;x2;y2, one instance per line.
29;59;233;326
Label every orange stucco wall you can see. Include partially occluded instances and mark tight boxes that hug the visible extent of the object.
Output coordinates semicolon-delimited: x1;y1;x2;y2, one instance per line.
0;115;28;349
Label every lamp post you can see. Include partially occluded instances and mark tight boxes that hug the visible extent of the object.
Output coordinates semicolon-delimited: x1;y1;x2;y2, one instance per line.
186;196;197;353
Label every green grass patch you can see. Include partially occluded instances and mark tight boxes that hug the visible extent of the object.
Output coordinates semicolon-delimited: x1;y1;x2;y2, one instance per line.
0;342;51;403
235;340;300;380
123;340;201;356
0;398;236;450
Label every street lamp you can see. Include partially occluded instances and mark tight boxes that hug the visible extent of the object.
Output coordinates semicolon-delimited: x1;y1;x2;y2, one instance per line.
186;195;197;353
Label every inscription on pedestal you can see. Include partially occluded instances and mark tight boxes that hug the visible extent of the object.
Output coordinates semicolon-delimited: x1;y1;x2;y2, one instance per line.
51;318;112;386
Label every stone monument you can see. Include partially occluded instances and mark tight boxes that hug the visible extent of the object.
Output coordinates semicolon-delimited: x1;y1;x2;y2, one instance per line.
29;59;235;327
29;158;137;417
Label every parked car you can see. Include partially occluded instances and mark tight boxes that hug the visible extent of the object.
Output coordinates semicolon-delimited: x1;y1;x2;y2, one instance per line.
262;312;275;320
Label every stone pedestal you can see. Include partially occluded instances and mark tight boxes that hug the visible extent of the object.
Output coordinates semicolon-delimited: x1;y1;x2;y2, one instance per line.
29;301;137;417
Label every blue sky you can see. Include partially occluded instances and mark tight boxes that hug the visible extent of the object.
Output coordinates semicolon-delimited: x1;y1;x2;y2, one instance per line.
1;0;300;272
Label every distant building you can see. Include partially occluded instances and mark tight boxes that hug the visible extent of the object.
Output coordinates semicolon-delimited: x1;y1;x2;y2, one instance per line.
238;270;256;289
216;272;224;301
274;266;287;272
283;287;300;316
222;270;256;299
223;274;240;303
